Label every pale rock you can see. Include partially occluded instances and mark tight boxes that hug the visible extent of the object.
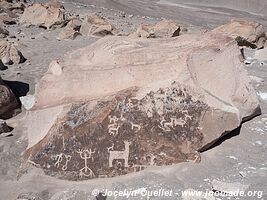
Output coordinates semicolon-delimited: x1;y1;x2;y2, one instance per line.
23;23;260;180
57;18;81;40
19;1;65;29
212;19;266;49
130;19;180;38
80;13;117;37
0;40;26;64
20;95;35;110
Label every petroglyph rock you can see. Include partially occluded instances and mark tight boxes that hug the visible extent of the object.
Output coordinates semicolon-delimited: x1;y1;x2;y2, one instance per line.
80;13;117;37
212;19;266;48
0;76;18;118
23;24;260;180
130;19;180;38
0;40;26;64
19;1;65;29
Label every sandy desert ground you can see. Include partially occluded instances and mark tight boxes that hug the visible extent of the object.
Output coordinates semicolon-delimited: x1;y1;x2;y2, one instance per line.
0;0;266;200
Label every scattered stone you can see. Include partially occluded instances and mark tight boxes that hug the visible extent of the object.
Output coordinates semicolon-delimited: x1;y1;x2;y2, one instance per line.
0;40;26;64
23;26;260;180
0;76;19;118
130;19;180;38
57;18;81;40
19;1;66;29
212;19;266;48
80;13;117;37
0;119;11;134
20;95;35;110
211;180;249;194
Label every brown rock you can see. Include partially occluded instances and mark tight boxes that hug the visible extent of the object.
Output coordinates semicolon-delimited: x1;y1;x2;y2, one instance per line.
212;19;266;49
0;119;11;134
130;19;180;38
57;18;81;40
0;76;18;118
19;1;65;29
0;40;26;64
23;24;260;180
80;13;117;37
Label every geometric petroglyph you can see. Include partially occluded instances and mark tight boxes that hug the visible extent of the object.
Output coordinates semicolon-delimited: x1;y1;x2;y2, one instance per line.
108;141;131;168
76;149;95;178
131;122;141;132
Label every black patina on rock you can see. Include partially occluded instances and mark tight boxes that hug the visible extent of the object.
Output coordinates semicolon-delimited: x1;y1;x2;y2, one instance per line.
24;83;208;180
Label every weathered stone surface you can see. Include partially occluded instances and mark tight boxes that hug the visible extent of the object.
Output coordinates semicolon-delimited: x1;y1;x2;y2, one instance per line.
57;18;81;40
19;1;65;29
0;76;18;118
130;19;180;38
212;19;266;48
0;26;9;38
80;13;117;37
23;26;260;180
0;40;26;64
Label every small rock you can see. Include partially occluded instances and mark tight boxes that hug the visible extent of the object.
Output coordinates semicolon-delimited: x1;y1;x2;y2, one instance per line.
20;95;35;110
0;119;11;134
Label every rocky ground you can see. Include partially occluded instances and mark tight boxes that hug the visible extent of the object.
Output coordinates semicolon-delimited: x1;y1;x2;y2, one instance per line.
0;0;266;200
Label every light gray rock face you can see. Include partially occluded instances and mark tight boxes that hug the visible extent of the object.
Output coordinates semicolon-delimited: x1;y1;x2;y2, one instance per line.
23;22;260;180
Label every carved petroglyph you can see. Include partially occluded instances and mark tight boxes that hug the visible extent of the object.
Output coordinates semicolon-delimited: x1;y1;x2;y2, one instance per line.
158;117;186;131
147;154;156;166
132;165;147;172
131;122;141;132
108;115;120;136
54;153;72;171
62;155;71;171
76;149;95;178
108;141;131;168
54;153;63;168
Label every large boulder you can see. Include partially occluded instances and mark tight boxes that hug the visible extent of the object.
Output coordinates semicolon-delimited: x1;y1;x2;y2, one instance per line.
57;18;81;40
0;76;18;118
0;40;26;64
130;19;180;38
212;19;266;49
19;1;65;29
80;13;117;37
22;24;260;180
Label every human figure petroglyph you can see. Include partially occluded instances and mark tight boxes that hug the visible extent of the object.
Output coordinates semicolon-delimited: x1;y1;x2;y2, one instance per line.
76;149;95;178
108;141;131;168
107;144;114;152
131;122;141;132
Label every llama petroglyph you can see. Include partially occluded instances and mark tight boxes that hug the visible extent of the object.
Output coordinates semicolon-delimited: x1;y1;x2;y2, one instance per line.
108;115;120;136
159;117;186;131
108;141;131;168
131;122;141;132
